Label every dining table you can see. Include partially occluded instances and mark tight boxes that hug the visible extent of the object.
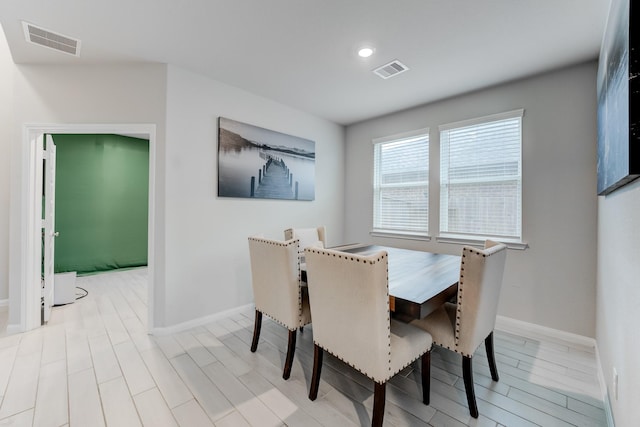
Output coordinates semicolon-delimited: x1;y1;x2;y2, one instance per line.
303;244;461;322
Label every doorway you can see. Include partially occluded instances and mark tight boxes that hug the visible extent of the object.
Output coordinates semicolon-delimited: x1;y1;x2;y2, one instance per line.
17;124;156;333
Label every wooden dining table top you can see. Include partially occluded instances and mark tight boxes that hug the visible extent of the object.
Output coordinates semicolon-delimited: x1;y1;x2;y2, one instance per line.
317;244;461;321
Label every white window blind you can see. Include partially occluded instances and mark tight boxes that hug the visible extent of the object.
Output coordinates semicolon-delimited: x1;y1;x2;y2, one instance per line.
373;131;429;235
439;110;523;241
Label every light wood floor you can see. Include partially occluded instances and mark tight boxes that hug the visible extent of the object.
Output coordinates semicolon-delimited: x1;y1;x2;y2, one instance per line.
0;268;606;426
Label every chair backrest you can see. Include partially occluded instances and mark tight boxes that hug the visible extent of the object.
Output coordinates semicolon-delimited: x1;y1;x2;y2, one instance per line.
248;236;302;330
304;247;391;381
284;226;326;255
455;240;507;356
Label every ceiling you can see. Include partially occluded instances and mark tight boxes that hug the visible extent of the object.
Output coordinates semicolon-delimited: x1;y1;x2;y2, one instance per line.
0;0;610;125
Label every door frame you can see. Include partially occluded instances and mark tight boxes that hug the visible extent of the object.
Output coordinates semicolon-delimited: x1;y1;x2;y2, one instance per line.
15;123;156;332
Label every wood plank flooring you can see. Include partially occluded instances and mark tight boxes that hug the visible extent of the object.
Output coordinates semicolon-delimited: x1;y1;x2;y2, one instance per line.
0;268;607;426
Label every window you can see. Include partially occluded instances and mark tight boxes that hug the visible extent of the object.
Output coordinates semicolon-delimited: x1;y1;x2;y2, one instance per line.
439;109;523;242
373;129;429;236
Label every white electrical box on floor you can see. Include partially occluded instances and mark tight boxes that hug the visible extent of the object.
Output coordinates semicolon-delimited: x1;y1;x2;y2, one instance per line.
54;272;77;305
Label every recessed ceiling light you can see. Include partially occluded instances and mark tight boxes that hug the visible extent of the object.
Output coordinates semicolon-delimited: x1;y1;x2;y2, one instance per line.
357;47;375;58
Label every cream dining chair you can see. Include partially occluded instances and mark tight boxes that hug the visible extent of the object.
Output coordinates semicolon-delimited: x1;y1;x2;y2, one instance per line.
304;247;433;427
410;240;507;418
247;236;311;380
284;226;326;257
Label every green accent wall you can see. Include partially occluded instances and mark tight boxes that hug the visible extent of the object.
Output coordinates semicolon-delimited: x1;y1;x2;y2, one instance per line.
53;134;149;274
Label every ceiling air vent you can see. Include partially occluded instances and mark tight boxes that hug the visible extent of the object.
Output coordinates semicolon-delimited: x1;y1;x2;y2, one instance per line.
372;60;409;79
22;21;81;56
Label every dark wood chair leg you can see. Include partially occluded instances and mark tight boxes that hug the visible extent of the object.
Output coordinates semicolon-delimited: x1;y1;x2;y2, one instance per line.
309;344;323;400
421;350;431;405
485;331;500;381
372;381;386;427
250;310;262;352
283;329;297;380
462;356;479;418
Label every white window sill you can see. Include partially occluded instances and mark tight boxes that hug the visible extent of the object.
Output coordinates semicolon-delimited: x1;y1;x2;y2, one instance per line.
436;235;529;250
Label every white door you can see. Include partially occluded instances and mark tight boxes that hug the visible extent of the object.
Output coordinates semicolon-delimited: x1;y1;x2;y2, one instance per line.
42;134;57;323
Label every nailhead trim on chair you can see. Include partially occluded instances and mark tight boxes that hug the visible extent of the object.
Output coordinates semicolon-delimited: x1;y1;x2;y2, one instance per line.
257;310;299;331
449;244;504;357
248;236;298;247
306;248;425;383
455;251;465;352
295;240;303;321
386;259;391;370
306;247;385;264
314;341;430;384
250;237;310;329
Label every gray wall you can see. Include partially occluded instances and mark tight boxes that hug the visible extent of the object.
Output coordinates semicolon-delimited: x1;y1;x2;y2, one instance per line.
597;179;640;426
7;63;168;328
4;59;345;330
162;65;344;327
345;61;598;337
4;33;635;425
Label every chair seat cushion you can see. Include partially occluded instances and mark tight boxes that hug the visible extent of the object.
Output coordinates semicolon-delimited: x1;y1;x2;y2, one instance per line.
387;319;433;382
410;303;457;352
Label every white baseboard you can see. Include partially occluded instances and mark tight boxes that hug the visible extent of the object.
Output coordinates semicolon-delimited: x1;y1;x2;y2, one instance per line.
603;392;616;427
595;342;616;427
150;303;254;336
6;324;23;335
495;315;614;425
495;315;596;349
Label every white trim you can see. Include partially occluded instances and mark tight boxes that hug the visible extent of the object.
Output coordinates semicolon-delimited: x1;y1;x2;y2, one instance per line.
16;124;156;334
18;129;42;332
495;315;595;349
0;299;8;307
372;127;430;145
438;108;524;132
6;324;23;335
372;129;430;236
603;392;616;427
496;316;612;425
151;303;254;336
437;235;529;250
595;344;616;427
155;309;618;424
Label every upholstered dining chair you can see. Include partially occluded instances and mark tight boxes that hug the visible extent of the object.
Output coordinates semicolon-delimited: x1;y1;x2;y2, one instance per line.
247;236;311;380
410;240;507;418
304;247;433;427
284;226;326;257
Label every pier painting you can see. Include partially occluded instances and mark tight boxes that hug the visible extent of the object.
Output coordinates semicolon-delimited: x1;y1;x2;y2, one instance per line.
217;117;315;200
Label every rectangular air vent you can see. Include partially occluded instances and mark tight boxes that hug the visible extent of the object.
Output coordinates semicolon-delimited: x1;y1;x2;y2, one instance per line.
373;60;409;79
22;21;81;56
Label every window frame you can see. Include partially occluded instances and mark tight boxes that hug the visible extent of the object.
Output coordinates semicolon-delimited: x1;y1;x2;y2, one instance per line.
437;109;527;249
371;128;430;240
